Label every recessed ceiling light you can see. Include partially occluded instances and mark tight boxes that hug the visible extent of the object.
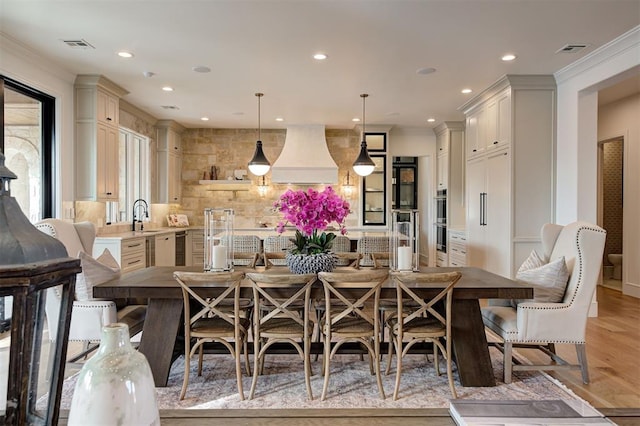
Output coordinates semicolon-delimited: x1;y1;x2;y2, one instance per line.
427;118;435;123
416;67;436;75
502;54;517;61
117;51;134;58
352;118;361;122
142;71;155;78
162;86;174;92
313;53;328;60
275;117;284;122
461;88;473;94
192;65;211;73
201;117;209;121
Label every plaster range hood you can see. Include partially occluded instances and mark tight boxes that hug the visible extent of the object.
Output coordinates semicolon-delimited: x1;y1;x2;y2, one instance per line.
271;124;339;184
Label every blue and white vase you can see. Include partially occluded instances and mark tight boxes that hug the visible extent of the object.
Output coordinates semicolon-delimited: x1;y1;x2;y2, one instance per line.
68;323;160;426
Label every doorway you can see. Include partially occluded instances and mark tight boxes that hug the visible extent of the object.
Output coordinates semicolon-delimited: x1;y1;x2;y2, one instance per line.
598;137;624;291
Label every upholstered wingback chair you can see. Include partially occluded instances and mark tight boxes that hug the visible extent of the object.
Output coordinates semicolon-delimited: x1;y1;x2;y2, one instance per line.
481;221;606;384
35;219;146;360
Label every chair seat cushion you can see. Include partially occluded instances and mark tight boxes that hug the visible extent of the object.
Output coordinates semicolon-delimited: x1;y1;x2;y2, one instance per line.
261;317;312;335
481;306;518;341
328;316;374;334
192;317;250;337
387;316;445;335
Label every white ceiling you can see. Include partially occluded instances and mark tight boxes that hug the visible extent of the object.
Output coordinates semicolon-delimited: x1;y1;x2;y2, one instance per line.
1;0;639;130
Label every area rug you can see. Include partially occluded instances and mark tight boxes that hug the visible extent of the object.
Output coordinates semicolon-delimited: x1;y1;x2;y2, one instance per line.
52;346;588;410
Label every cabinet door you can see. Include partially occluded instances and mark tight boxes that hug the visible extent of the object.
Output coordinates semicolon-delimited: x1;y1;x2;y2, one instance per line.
437;153;448;191
168;152;181;203
465;110;482;158
486;91;511;151
485;149;511;277
97;90;118;125
465;156;486;269
155;234;176;266
97;123;119;200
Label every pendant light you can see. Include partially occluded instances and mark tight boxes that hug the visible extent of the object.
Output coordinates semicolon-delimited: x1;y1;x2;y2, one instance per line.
248;93;270;176
352;93;375;176
342;170;354;198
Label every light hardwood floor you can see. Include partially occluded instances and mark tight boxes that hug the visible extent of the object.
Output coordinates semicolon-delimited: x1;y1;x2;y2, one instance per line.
56;285;640;425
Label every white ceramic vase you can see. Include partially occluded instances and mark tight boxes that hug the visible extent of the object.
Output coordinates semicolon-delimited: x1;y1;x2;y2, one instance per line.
68;323;160;426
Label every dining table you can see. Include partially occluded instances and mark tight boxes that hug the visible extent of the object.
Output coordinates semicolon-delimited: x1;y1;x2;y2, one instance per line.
93;265;533;388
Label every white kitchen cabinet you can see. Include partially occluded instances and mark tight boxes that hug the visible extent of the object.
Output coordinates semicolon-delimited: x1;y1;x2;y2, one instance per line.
448;229;467;267
461;75;556;278
156;120;185;204
96;123;119;200
97;89;119;125
75;75;128;201
154;233;176;266
465;90;511;159
93;236;146;274
466;149;511;277
436;152;448;190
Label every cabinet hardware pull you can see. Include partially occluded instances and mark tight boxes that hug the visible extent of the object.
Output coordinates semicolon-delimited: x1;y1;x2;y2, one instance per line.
128;259;141;265
128;243;142;248
493;141;498;144
106;192;112;195
472;149;477;152
106;117;112;121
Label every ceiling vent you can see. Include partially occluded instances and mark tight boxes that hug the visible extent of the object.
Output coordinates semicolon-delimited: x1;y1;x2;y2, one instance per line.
556;44;589;54
62;39;95;49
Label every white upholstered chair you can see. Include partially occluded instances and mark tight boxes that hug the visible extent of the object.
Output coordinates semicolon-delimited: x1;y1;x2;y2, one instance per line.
35;219;146;360
481;221;606;384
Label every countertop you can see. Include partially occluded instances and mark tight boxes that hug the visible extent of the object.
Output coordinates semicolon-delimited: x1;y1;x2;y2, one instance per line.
96;227;389;241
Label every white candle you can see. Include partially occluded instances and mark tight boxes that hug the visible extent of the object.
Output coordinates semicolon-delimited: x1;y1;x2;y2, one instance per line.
397;246;413;271
211;245;227;270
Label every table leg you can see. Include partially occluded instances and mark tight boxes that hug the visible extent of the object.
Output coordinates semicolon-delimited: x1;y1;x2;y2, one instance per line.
451;299;496;386
137;298;183;387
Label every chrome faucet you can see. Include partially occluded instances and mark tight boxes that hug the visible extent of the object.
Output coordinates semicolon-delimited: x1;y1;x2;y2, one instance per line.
132;199;149;231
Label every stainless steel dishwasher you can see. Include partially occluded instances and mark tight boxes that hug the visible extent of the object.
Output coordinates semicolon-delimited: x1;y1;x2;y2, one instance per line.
175;230;186;266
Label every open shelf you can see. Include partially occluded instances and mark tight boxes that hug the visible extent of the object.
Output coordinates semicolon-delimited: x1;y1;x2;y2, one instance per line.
199;180;251;191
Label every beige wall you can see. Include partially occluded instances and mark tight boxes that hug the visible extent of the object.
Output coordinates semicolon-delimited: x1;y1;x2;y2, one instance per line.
178;128;362;229
598;92;640;297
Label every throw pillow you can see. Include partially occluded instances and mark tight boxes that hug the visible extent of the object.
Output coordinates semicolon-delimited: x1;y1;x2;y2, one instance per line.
511;255;570;307
517;249;545;274
75;249;121;301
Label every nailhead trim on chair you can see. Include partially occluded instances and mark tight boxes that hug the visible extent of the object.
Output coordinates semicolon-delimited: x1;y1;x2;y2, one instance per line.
509;224;606;344
518;225;606;312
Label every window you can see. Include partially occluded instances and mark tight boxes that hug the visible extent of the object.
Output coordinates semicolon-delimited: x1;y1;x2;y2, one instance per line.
1;76;55;332
116;127;150;223
1;75;55;221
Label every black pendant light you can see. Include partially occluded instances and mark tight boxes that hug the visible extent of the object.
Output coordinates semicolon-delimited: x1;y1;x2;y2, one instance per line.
352;93;375;176
247;92;270;176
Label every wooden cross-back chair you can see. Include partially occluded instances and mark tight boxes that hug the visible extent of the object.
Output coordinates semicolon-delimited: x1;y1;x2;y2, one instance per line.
245;272;316;400
173;271;250;401
317;269;389;401
387;271;461;400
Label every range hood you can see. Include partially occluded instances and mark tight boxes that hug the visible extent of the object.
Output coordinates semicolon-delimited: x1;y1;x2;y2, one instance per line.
271;124;339;184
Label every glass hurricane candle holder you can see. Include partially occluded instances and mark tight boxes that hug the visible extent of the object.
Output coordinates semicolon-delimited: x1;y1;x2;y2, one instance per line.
390;209;419;272
204;208;234;272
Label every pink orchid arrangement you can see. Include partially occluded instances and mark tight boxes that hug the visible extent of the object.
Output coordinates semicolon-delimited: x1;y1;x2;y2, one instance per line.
274;186;350;254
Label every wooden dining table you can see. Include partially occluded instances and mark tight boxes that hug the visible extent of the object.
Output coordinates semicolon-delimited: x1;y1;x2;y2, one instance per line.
93;266;532;388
